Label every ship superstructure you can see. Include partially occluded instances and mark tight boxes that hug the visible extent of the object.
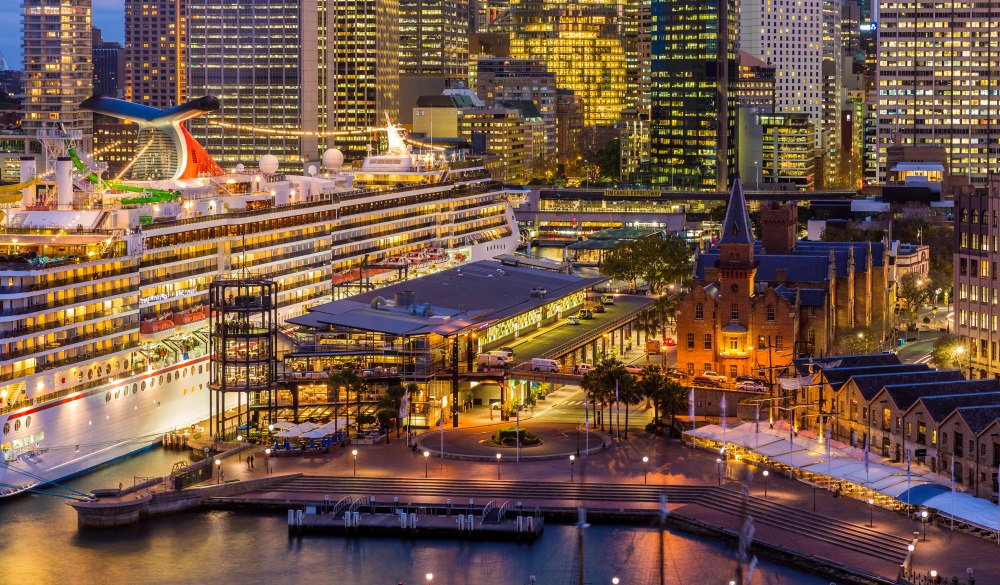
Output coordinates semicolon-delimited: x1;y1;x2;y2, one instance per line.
0;97;519;495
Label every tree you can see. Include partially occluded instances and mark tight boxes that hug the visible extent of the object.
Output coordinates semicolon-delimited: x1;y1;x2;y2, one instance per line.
581;358;635;435
897;272;930;325
833;327;880;355
638;365;667;425
653;293;680;338
600;236;693;293
328;367;366;435
930;334;966;371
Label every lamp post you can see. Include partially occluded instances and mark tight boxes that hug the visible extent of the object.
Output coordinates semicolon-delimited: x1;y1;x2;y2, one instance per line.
716;457;723;486
762;469;769;498
264;448;271;475
642;456;649;484
921;509;929;541
426;572;433;584
569;454;576;482
215;458;222;484
612;578;620;585
423;450;430;478
868;497;875;527
352;449;358;476
496;452;502;480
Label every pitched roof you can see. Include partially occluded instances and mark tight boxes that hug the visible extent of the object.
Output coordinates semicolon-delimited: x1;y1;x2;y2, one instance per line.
822;364;930;392
880;377;991;411
719;178;754;245
956;405;1000;434
911;389;1000;422
846;369;963;401
794;352;901;376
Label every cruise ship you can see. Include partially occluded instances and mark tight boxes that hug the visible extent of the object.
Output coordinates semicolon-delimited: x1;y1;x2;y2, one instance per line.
0;97;520;496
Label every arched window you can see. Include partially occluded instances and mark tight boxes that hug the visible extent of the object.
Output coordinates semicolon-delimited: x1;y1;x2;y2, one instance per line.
960;208;968;223
972;209;979;224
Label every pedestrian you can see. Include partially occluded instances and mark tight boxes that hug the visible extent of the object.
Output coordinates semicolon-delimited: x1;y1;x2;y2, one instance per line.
246;454;251;469
250;455;254;470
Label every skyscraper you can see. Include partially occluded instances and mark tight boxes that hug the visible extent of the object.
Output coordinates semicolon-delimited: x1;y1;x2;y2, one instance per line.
188;0;399;165
125;0;187;108
475;58;556;161
507;0;626;128
398;0;471;123
875;0;1000;185
649;0;737;190
92;28;125;98
21;0;93;152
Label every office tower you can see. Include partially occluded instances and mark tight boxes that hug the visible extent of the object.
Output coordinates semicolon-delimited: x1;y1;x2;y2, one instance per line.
188;0;399;165
21;0;93;152
737;51;776;113
125;0;187;108
955;177;1000;379
507;0;626;128
821;0;844;188
556;89;584;170
475;58;556;161
398;0;471;124
875;0;1000;186
619;108;649;183
761;113;817;189
841;1;861;60
649;0;737;190
623;0;652;118
92;28;125;98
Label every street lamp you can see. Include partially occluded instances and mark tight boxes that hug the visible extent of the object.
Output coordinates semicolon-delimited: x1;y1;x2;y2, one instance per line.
496;452;502;480
236;434;242;443
352;449;358;476
569;454;576;482
264;448;271;475
426;573;434;583
868;497;875;527
921;509;929;541
215;458;222;484
612;578;620;585
423;450;430;478
930;570;937;581
642;456;649;484
762;469;769;498
716;457;723;486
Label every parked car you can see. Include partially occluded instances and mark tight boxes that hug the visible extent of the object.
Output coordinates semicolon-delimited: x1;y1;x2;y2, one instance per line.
579;309;594;319
692;376;722;388
736;380;766;392
662;337;676;347
530;358;560;372
735;375;766;385
701;371;728;384
592;304;606;313
600;294;616;305
490;348;514;359
499;346;515;357
624;364;643;374
574;362;594;374
568;316;580;325
665;368;688;380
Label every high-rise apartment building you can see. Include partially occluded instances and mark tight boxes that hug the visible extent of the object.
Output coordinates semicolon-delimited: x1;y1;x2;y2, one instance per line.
188;0;399;165
507;0;626;128
820;0;844;188
125;0;187;108
398;0;471;123
740;0;824;150
955;177;1000;379
21;0;93;152
92;28;125;98
875;0;1000;186
649;0;737;190
623;0;652;118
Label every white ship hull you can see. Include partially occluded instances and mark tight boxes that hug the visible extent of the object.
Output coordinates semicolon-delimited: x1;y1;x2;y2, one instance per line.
0;355;211;496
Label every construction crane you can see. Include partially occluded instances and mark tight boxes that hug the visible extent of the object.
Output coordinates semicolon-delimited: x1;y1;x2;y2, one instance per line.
0;50;9;71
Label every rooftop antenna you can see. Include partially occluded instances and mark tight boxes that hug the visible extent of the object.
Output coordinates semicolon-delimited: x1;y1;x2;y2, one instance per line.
0;50;9;71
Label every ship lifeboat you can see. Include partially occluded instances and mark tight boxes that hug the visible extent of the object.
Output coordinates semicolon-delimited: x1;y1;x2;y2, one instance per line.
425;247;447;260
405;251;426;264
384;257;407;267
140;317;176;334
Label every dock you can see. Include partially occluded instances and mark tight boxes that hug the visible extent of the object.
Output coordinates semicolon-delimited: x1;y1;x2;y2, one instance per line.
273;497;543;541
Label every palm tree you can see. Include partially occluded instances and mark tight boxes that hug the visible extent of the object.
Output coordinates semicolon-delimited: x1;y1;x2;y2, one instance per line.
653;293;679;340
639;364;668;427
618;373;641;439
662;379;688;435
580;368;607;431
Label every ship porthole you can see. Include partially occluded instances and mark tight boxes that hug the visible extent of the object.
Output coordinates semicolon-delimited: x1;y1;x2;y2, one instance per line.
158;375;163;385
115;390;120;399
106;392;111;403
133;384;138;395
141;381;147;391
3;422;8;434
13;419;20;432
167;373;172;382
25;416;30;429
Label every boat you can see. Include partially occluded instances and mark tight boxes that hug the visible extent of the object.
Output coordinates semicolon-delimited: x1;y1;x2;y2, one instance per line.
0;96;520;496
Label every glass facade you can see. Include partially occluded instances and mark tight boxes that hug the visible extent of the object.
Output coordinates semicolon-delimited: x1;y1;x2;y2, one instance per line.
507;0;627;127
649;0;738;191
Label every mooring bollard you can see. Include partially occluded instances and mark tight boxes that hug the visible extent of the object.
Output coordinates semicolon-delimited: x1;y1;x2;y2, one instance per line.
409;512;417;530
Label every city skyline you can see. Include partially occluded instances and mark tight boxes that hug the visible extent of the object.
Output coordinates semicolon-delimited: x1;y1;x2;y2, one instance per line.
1;0;122;67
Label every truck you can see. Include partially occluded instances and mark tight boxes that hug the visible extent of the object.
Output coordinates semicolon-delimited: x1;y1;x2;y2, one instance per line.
477;353;508;370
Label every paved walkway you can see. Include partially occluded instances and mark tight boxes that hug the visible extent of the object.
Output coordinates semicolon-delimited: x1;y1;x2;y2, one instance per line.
205;425;1000;582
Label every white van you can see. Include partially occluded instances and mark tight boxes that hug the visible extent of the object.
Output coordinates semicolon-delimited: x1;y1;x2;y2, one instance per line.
477;353;508;369
489;348;514;360
530;358;560;372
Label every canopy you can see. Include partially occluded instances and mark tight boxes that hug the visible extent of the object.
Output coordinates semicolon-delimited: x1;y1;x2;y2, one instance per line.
687;423;1000;533
269;422;296;431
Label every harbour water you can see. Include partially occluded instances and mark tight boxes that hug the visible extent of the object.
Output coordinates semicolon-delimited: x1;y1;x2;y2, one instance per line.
0;447;836;585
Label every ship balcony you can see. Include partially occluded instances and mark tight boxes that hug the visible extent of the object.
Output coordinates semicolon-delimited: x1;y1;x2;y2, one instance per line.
0;284;139;319
0;339;139;386
0;320;139;365
0;264;137;295
0;305;137;341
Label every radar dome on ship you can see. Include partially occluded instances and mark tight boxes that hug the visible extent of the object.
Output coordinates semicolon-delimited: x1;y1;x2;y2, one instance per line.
322;148;344;170
259;154;279;175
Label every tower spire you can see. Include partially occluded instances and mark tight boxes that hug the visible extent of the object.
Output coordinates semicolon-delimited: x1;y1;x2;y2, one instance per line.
719;177;754;245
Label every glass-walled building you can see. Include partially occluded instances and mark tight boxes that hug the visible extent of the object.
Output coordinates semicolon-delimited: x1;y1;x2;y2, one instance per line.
649;0;738;191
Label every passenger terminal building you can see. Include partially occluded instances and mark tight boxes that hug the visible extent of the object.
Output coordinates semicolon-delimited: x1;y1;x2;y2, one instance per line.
283;260;605;426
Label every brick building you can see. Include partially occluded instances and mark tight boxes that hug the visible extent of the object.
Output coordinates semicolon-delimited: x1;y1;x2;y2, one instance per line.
676;179;892;380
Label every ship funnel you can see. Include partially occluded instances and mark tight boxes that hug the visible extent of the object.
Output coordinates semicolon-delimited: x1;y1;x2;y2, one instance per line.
56;157;73;207
19;156;36;206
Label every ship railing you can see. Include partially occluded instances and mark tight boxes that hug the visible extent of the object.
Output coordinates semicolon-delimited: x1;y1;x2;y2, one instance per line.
0;305;135;339
0;321;139;364
0;284;138;317
0;264;136;293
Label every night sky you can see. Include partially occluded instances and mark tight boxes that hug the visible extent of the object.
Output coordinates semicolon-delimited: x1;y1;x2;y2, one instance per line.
2;0;124;70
